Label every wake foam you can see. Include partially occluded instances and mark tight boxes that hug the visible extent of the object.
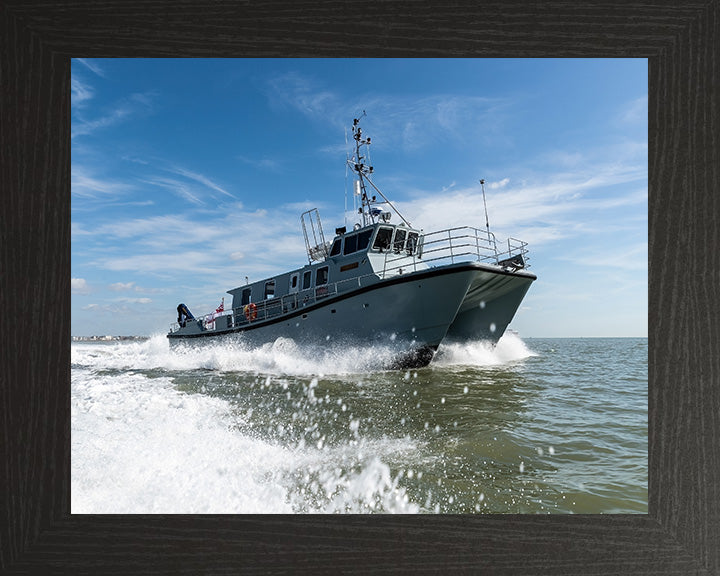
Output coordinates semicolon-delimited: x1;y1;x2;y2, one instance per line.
73;334;413;376
71;331;536;376
433;331;536;367
71;367;419;513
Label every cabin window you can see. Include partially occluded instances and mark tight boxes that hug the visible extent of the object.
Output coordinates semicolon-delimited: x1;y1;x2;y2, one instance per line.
264;279;276;299
316;266;329;286
241;288;252;306
289;273;299;293
343;234;358;255
393;229;407;253
373;227;393;251
406;232;419;255
357;229;372;251
302;270;312;290
329;238;342;257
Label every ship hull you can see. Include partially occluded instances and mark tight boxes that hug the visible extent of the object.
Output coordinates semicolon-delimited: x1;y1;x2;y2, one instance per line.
444;265;536;343
168;263;479;368
168;262;536;369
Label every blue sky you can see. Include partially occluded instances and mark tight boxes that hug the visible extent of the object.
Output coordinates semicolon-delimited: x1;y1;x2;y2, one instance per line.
71;58;647;338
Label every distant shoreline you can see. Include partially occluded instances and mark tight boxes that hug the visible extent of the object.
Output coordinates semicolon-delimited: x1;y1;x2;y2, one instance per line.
72;335;150;342
70;335;647;342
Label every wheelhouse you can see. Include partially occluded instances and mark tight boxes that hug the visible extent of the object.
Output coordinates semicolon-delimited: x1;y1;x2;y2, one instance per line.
328;223;422;259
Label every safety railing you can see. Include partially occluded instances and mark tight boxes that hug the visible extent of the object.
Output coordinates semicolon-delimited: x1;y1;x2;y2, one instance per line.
170;279;366;334
379;226;529;277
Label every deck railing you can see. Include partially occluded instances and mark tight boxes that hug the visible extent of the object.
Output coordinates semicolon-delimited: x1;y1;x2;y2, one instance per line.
380;226;529;277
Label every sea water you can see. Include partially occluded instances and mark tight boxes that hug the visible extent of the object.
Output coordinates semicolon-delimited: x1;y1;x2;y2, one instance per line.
71;334;647;514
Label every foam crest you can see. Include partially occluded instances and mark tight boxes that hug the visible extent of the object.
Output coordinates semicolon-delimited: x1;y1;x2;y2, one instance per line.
433;331;536;367
72;334;403;376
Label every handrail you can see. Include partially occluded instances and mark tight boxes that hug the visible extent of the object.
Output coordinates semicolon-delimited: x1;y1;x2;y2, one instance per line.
380;226;528;277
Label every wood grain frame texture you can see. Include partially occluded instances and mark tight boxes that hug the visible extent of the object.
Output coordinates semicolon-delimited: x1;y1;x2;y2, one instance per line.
0;1;717;574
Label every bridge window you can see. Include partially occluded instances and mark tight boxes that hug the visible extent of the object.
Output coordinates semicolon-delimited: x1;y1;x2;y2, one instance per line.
302;270;312;290
373;227;393;251
329;238;342;256
393;229;407;253
357;229;373;251
343;234;358;255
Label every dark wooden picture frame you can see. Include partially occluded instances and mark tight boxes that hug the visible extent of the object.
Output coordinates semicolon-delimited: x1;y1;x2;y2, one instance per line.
1;2;718;574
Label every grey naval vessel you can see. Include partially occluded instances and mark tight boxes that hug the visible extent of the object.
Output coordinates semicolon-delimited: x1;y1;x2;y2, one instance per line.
168;117;536;369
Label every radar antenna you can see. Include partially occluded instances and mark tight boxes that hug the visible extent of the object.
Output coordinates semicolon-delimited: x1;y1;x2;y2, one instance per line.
348;114;412;227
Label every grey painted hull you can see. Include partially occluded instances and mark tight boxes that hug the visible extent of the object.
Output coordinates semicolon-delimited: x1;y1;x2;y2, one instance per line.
169;263;481;368
168;262;535;368
444;266;536;343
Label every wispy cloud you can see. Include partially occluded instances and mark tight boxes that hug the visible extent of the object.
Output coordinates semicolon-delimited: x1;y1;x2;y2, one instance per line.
264;72;509;153
558;241;648;272
237;155;282;172
394;162;646;249
266;72;339;121
75;58;105;77
140;165;236;206
71;76;94;107
72;168;134;199
142;176;205;206
72;91;156;139
619;95;648;125
167;167;235;199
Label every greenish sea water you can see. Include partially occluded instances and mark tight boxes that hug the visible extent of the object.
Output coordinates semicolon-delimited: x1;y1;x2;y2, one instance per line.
71;334;647;514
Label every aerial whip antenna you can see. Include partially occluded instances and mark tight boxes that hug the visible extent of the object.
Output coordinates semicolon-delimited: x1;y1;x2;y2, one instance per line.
480;178;492;246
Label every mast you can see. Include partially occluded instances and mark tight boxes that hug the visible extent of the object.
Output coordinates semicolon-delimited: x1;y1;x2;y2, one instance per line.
348;114;412;227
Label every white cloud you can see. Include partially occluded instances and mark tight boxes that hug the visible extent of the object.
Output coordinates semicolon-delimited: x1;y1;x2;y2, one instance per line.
488;178;509;189
72;278;90;294
116;297;152;304
393;162;646;249
109;282;135;291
